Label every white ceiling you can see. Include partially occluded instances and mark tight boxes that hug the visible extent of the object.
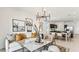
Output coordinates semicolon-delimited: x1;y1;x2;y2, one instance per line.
12;7;79;21
0;7;79;21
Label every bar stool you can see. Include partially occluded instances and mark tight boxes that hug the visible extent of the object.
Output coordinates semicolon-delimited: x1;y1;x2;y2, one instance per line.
48;45;60;52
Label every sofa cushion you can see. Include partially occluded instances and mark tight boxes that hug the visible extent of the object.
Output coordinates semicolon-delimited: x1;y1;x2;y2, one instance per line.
31;32;37;38
9;41;21;48
16;33;27;41
7;34;16;43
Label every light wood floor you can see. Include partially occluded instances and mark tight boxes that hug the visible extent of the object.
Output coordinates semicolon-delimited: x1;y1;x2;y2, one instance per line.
56;35;79;52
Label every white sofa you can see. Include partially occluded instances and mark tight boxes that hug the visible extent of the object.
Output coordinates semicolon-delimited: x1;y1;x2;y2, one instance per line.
5;33;23;52
5;39;23;52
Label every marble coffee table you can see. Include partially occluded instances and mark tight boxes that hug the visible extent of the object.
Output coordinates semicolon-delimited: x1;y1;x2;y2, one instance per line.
22;38;52;52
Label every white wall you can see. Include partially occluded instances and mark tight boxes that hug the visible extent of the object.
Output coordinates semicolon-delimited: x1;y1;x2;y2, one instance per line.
0;7;79;49
0;7;37;49
73;20;79;34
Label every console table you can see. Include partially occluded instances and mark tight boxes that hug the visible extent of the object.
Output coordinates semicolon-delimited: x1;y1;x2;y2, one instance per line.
51;32;68;41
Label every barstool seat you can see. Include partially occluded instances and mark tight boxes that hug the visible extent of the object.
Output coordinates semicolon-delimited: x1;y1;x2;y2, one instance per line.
48;45;60;52
42;50;49;52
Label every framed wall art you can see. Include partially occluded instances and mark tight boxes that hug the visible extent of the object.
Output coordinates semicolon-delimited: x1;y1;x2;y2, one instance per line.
12;19;25;32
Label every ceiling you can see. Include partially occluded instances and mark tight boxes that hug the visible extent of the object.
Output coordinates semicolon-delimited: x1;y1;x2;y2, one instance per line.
0;7;79;21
